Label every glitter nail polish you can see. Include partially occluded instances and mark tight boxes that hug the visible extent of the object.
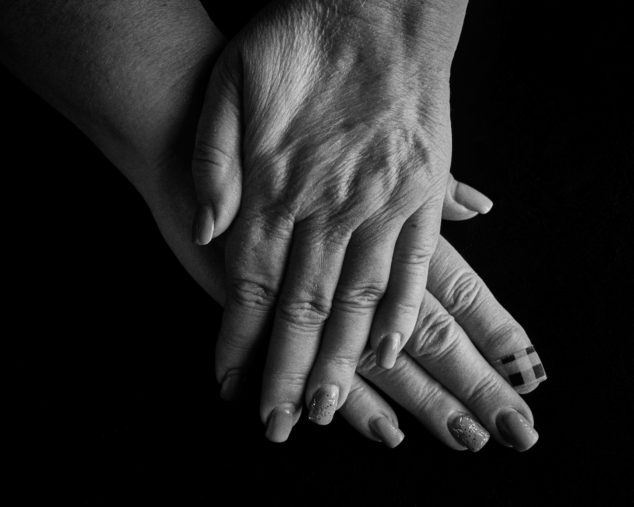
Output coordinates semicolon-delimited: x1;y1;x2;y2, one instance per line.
308;384;339;425
448;414;490;452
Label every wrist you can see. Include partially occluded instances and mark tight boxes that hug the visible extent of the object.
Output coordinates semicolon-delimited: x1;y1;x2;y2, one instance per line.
330;0;468;69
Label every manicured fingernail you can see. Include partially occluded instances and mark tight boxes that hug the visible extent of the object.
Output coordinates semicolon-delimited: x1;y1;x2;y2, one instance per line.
369;417;405;448
265;407;294;443
376;333;401;369
448;414;490;452
497;410;539;452
192;205;214;245
308;384;339;425
219;370;245;401
455;183;494;214
493;345;547;394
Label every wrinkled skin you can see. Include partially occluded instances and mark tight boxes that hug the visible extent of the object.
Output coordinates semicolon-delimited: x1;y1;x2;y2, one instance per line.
0;0;540;451
193;0;468;434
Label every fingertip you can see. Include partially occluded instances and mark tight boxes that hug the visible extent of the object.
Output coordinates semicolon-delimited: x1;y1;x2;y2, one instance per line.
219;369;246;401
496;410;539;452
493;345;547;396
192;204;215;245
454;182;494;215
448;413;490;452
265;407;295;443
369;417;405;448
376;333;401;369
514;377;547;395
480;198;494;215
442;207;479;221
308;384;339;425
339;375;405;446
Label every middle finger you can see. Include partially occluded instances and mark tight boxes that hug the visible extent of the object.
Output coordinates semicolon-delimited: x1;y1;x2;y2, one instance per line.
260;219;350;441
304;218;402;425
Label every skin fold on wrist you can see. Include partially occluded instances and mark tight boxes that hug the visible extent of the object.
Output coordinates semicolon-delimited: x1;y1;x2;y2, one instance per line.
312;0;468;68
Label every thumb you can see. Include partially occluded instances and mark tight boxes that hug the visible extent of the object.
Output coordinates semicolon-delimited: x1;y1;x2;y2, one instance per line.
192;49;242;245
442;173;494;221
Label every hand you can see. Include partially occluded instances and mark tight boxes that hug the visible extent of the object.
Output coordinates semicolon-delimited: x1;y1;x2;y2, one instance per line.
92;8;541;451
343;237;545;451
191;0;476;432
151;166;543;451
1;0;544;451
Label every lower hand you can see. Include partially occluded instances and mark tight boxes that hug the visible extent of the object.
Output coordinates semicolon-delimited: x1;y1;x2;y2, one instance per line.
149;163;544;451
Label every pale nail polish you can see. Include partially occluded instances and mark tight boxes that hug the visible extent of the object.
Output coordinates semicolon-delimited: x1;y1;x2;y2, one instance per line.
308;385;339;425
265;407;294;443
497;410;539;452
369;417;405;448
448;414;490;452
219;371;245;401
455;183;494;214
192;205;214;245
376;333;401;369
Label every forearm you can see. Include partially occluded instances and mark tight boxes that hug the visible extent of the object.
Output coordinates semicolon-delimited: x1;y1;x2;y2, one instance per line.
0;0;223;190
1;0;229;301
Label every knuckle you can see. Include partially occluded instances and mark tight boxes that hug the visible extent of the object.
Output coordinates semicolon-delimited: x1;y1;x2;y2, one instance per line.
410;311;459;359
355;349;379;376
320;353;359;372
217;331;252;355
486;322;530;353
265;369;308;390
297;222;350;254
465;372;503;407
277;296;331;330
357;348;409;379
345;378;368;401
261;204;296;230
391;298;421;318
446;271;484;316
414;384;444;414
240;206;295;240
333;283;386;314
393;245;432;268
229;277;277;310
321;229;351;253
192;141;232;173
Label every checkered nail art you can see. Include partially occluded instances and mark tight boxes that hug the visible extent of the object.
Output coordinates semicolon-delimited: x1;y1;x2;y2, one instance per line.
493;346;547;393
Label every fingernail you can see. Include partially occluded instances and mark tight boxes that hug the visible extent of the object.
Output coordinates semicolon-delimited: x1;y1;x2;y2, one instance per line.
497;410;539;452
376;333;401;369
369;417;405;448
493;345;547;394
308;384;339;425
478;196;493;214
192;205;214;245
219;370;245;401
265;407;295;443
448;413;490;452
455;183;494;214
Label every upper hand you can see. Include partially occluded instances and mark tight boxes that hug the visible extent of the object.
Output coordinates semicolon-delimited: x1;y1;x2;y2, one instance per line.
191;0;474;434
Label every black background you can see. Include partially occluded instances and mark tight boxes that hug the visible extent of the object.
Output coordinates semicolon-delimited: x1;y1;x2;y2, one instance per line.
5;1;633;505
